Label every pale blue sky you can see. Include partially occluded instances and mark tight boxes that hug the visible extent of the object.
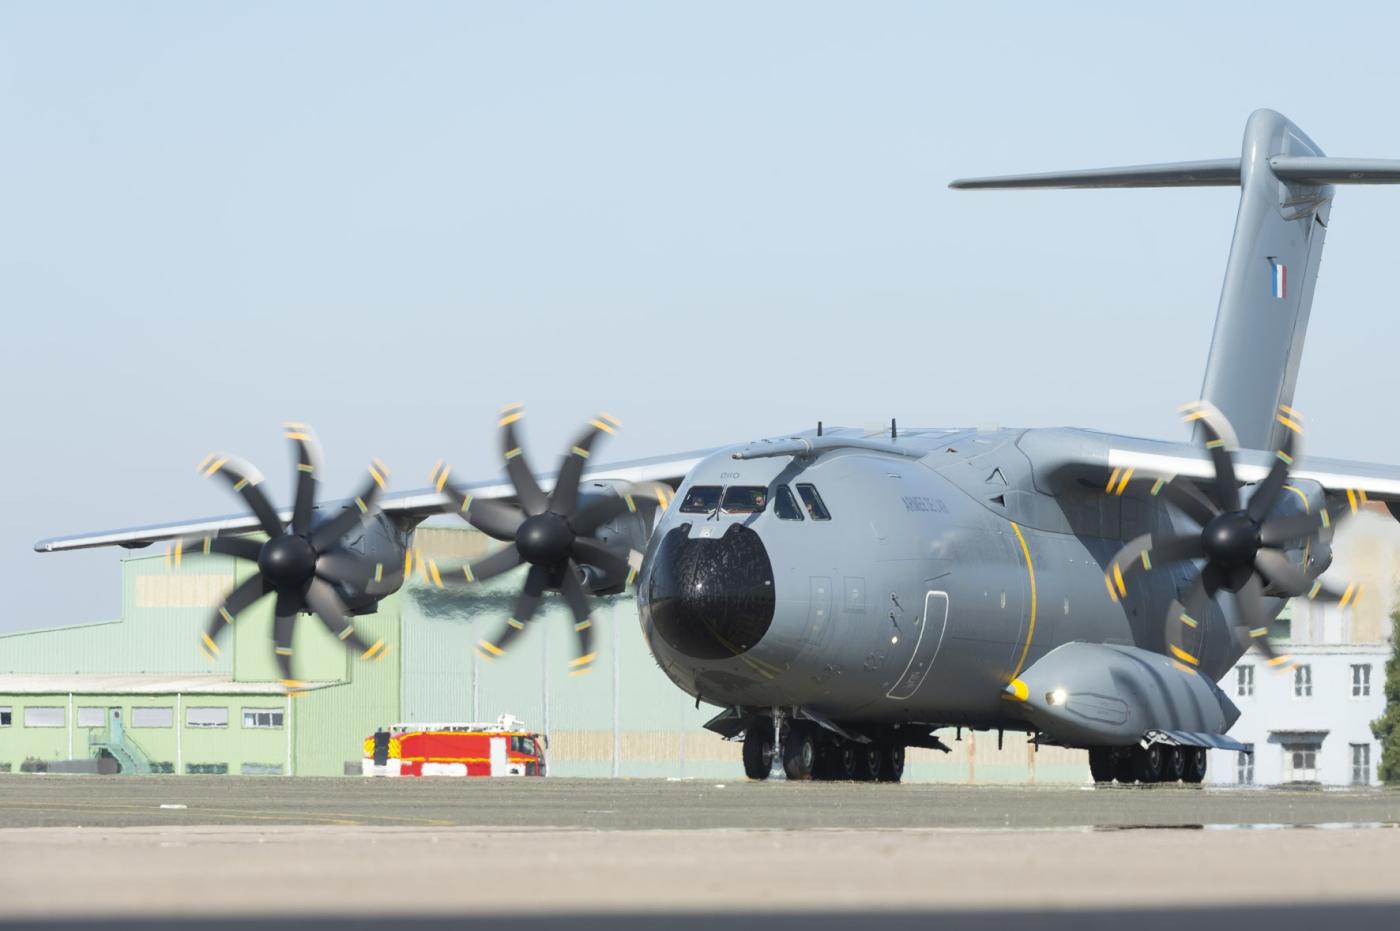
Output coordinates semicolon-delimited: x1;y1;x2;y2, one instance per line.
6;2;1400;632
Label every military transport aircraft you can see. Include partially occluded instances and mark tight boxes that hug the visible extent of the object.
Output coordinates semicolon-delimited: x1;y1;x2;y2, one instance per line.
36;109;1400;785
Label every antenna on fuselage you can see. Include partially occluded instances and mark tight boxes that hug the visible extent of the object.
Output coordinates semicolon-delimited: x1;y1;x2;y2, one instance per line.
891;418;897;440
817;421;823;437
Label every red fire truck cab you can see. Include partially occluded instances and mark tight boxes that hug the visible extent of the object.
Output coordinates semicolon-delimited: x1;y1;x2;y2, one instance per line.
362;715;547;777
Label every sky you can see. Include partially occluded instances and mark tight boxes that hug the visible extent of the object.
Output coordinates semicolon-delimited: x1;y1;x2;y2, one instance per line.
6;1;1400;632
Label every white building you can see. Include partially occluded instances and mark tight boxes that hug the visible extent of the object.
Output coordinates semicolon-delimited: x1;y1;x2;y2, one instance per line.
1209;643;1387;786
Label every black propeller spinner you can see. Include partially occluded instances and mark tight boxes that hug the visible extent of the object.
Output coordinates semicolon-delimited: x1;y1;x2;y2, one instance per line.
424;406;671;672
170;424;395;688
1107;403;1361;671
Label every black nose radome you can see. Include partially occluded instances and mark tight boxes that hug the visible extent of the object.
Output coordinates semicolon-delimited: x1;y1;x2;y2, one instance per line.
640;523;775;660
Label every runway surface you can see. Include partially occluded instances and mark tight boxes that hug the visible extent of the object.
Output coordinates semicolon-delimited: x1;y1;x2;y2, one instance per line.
3;776;1400;929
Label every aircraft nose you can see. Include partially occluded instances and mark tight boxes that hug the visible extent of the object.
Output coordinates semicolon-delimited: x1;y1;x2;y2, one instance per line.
640;523;776;660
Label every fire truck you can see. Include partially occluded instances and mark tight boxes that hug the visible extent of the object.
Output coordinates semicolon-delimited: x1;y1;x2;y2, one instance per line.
361;715;547;777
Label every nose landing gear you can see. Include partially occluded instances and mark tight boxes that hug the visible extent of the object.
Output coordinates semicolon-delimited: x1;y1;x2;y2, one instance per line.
741;715;905;783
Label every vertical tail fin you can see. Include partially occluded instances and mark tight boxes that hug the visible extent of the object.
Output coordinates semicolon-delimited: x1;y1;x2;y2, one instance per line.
951;108;1400;451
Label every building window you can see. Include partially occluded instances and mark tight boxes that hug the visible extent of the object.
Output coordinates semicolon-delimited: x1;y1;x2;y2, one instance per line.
1283;742;1320;782
1351;743;1372;785
1293;664;1313;698
1236;665;1255;698
186;763;229;775
130;707;174;728
0;707;11;726
243;708;284;729
1237;744;1254;785
77;707;106;728
240;762;284;776
186;707;229;728
23;707;65;728
1352;664;1372;698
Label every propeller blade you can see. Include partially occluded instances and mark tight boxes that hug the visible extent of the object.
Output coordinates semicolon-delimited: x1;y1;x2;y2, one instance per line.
429;463;525;542
1191;413;1241;513
498;405;548;517
314;551;403;595
558;560;597;672
571;481;673;536
1106;532;1205;599
1157;476;1221;527
304;577;377;656
570;537;633;586
1163;571;1211;669
285;423;322;537
199;453;283;538
549;415;620;516
1231;573;1287;663
1258;509;1326;547
1246;412;1301;522
309;460;389;552
200;573;268;659
170;533;263;566
272;591;299;686
478;565;549;659
1253;547;1315;597
446;545;524;586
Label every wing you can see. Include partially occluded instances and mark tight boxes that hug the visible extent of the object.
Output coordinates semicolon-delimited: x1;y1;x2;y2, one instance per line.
1020;428;1400;509
33;448;713;553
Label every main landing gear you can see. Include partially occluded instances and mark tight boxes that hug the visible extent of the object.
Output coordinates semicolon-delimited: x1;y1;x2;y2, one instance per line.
1089;745;1208;785
744;720;904;783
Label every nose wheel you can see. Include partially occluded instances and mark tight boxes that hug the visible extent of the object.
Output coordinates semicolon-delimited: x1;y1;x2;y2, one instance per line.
741;717;906;783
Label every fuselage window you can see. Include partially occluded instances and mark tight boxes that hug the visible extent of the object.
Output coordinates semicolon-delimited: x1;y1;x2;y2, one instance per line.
774;485;804;520
680;485;722;514
721;485;768;514
796;483;831;520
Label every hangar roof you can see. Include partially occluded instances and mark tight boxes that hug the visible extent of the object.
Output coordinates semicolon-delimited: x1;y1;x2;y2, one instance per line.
0;674;335;695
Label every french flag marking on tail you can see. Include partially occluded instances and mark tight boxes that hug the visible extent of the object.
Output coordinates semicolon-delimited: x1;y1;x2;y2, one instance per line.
1269;257;1287;299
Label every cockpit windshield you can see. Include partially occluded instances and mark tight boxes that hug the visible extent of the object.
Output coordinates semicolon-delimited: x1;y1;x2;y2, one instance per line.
679;486;722;514
721;486;768;514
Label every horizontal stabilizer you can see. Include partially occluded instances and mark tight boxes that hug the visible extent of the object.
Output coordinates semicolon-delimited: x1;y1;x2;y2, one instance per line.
949;158;1241;190
1270;156;1400;184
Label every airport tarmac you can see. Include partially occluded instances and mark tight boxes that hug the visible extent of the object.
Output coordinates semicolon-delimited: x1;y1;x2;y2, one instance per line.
3;776;1400;929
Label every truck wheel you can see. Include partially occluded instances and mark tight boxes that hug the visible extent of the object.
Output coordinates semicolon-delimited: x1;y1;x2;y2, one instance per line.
1089;748;1116;783
743;729;774;780
782;727;817;781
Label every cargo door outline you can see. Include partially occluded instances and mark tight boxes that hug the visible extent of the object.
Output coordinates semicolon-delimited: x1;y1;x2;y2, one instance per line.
886;591;950;700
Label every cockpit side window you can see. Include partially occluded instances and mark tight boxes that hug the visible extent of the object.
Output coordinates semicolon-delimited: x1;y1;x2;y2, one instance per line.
679;486;722;514
796;483;831;520
721;486;768;514
774;485;803;520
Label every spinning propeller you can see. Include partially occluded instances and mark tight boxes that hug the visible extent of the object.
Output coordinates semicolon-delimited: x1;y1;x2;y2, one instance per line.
424;406;670;673
1106;403;1363;670
169;424;393;688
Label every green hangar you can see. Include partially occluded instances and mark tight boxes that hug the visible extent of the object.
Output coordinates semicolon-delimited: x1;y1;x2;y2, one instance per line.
1;526;1085;782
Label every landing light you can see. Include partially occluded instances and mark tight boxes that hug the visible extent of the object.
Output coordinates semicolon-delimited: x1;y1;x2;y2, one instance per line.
890;635;899;645
1047;688;1069;706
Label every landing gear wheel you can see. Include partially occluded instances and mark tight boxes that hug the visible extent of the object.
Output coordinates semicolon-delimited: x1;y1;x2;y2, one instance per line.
743;728;774;781
1132;745;1165;784
1182;747;1208;784
877;743;905;783
1089;748;1116;783
1114;750;1137;784
1163;747;1187;783
835;742;858;781
782;727;817;781
853;744;882;782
